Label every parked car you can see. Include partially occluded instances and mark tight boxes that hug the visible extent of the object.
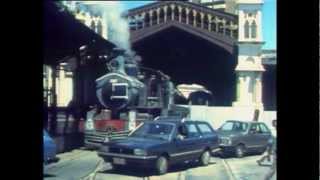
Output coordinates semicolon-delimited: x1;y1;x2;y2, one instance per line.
98;117;220;175
217;120;272;158
43;130;59;165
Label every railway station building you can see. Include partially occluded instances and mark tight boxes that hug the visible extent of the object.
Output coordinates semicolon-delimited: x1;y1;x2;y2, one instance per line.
43;0;276;136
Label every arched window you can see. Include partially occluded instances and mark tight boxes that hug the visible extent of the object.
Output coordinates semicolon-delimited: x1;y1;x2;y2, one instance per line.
90;20;96;31
159;8;165;23
244;20;249;38
211;16;216;32
196;12;201;28
152;11;157;25
203;14;209;30
174;6;179;21
167;7;172;21
188;9;194;25
251;21;257;38
181;8;187;23
97;20;102;36
144;13;150;27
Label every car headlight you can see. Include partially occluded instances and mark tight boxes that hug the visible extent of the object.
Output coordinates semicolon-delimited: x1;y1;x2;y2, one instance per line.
102;146;109;152
134;149;147;156
220;137;232;145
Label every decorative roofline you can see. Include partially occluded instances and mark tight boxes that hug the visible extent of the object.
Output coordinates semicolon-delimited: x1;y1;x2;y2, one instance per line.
126;1;237;21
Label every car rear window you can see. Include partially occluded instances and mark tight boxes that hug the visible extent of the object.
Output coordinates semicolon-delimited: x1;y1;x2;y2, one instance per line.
258;123;270;133
197;123;214;135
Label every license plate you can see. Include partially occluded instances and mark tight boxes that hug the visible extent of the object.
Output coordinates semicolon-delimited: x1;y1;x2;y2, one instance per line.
113;158;126;165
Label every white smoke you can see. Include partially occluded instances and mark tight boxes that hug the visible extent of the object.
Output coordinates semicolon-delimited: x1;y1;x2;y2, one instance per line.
97;1;132;53
65;1;133;54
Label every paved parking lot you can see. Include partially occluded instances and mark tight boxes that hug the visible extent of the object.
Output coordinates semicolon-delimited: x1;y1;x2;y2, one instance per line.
44;149;276;180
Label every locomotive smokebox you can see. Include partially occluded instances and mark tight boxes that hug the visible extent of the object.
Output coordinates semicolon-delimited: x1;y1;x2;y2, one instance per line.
96;72;144;110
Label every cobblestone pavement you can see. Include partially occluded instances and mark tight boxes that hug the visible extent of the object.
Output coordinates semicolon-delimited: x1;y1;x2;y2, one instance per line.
223;155;276;180
44;149;276;180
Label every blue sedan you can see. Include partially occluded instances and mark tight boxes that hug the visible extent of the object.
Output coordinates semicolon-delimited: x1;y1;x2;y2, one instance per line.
98;117;220;175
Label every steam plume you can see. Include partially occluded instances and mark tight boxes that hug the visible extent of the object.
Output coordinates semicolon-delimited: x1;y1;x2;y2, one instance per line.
64;1;133;54
97;1;132;54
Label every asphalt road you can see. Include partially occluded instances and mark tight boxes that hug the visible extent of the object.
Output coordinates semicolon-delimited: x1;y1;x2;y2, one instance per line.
44;149;276;180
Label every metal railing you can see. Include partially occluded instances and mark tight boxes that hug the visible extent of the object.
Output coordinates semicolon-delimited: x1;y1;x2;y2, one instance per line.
127;2;238;40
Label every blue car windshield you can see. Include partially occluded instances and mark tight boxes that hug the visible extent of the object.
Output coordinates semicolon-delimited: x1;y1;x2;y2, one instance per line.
130;123;174;141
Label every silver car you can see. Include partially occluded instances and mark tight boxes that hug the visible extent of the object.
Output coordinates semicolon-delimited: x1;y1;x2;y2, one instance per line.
217;120;272;158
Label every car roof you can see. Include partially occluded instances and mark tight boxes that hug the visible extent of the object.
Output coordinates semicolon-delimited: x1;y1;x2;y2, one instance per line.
155;120;182;125
226;120;264;124
153;117;208;125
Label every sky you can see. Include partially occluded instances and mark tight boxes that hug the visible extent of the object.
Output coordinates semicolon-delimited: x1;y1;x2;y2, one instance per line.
121;0;276;50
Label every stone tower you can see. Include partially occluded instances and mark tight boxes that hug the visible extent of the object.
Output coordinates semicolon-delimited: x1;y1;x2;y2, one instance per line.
233;0;265;110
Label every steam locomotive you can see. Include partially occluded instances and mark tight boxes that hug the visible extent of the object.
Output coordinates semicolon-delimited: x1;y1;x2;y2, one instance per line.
84;48;189;148
95;48;186;116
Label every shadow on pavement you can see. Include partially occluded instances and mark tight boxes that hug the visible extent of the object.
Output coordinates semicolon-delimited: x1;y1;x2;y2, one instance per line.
99;162;213;177
43;174;56;178
100;167;153;177
213;151;263;159
168;162;213;173
54;133;84;154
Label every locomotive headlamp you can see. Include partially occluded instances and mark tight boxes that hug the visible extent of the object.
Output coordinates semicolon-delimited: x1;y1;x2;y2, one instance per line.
85;119;94;130
111;83;128;99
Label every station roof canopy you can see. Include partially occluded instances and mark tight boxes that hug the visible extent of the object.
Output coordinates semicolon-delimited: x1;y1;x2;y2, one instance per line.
44;1;116;65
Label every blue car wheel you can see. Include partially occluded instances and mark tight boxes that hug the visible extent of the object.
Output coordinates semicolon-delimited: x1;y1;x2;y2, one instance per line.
156;156;168;175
